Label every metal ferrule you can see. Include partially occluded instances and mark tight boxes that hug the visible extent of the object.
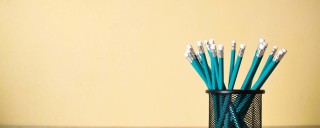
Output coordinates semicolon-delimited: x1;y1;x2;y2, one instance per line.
185;53;194;63
256;40;264;50
198;45;204;54
204;40;210;51
210;45;217;57
217;45;224;58
186;49;196;60
209;39;215;45
270;47;278;56
256;44;266;57
279;49;287;61
231;41;236;50
196;52;202;62
189;48;197;59
238;47;245;57
273;51;284;62
263;42;268;50
197;41;204;54
218;49;223;58
210;49;217;57
187;45;197;58
256;49;265;57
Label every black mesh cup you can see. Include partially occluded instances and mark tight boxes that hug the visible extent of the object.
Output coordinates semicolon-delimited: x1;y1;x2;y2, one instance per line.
206;90;265;128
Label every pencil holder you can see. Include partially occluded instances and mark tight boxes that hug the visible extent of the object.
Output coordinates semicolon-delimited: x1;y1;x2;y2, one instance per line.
206;90;265;128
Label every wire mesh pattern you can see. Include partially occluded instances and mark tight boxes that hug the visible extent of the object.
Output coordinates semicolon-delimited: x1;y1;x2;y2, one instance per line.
208;91;263;128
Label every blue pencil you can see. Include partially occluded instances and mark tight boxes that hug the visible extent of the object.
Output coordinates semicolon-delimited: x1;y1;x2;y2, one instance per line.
207;42;219;90
205;40;220;127
234;42;267;115
220;44;246;127
197;41;212;89
261;46;277;74
185;46;209;88
217;44;225;127
216;44;242;127
209;39;219;81
217;44;226;90
240;43;267;90
229;41;236;84
247;41;268;89
222;41;236;127
246;38;266;89
228;44;246;90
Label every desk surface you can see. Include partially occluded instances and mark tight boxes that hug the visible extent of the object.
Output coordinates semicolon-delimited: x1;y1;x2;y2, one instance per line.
0;126;319;128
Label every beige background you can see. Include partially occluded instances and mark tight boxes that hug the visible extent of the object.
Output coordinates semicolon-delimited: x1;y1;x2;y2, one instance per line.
0;0;319;127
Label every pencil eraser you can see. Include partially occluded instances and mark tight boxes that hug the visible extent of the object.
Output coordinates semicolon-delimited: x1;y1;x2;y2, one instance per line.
273;46;278;49
240;44;246;49
204;40;209;44
187;44;193;49
263;41;268;45
184;53;189;57
259;38;265;43
186;48;191;53
197;41;202;46
259;44;265;49
210;44;216;49
281;49;287;54
218;44;224;50
209;39;214;45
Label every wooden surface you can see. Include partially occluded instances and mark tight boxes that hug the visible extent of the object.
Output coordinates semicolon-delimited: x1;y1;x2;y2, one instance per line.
0;126;319;128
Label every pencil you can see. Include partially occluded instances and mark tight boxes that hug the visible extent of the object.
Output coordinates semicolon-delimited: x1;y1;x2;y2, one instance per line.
208;43;218;90
234;42;267;111
209;39;219;82
217;44;225;90
220;44;246;128
247;38;266;88
261;46;277;74
229;41;236;84
205;40;220;127
185;47;209;88
240;43;267;90
197;41;212;89
228;44;246;90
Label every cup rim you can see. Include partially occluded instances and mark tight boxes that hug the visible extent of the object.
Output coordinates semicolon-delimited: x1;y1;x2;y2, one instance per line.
206;89;265;94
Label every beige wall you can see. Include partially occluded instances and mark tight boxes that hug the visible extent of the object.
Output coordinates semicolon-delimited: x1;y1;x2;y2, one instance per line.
0;0;319;127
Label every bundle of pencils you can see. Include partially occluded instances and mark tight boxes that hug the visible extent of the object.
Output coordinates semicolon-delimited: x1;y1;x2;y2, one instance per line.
184;38;286;128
